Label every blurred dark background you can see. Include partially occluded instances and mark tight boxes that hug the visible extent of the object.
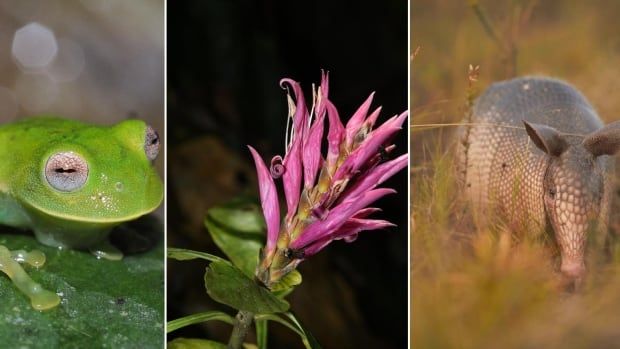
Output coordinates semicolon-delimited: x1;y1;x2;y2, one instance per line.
167;1;407;348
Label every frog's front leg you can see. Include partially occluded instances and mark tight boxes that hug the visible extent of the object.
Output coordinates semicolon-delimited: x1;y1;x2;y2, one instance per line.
0;245;60;310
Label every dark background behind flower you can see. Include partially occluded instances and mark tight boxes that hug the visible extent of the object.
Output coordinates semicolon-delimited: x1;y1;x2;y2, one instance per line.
167;1;407;348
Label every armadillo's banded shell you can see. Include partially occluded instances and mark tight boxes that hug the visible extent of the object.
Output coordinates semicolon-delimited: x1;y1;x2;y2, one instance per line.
458;77;605;231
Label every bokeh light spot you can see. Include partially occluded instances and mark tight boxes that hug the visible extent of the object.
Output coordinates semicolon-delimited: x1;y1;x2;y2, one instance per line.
12;22;58;70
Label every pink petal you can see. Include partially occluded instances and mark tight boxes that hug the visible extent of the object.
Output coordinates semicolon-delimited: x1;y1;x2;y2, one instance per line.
248;146;281;253
302;112;325;189
334;111;407;182
303;218;395;257
303;72;330;188
334;218;396;240
345;92;375;147
352;207;382;218
340;153;408;202
291;188;396;249
282;138;302;220
280;78;308;141
280;79;308;220
365;106;383;130
325;100;345;171
320;70;329;98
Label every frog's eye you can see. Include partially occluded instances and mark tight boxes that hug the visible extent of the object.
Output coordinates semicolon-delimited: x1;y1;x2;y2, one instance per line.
144;125;160;161
45;152;88;192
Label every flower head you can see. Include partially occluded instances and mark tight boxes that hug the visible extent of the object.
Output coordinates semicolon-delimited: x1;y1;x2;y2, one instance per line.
249;72;408;286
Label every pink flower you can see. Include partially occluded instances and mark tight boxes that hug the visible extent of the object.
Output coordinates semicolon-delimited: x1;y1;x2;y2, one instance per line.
249;72;407;286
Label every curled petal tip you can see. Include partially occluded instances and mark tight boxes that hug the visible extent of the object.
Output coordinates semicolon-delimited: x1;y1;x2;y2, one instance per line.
270;156;285;179
279;78;297;89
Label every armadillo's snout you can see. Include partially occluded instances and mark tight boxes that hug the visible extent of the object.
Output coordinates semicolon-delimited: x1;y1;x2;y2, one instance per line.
561;260;586;279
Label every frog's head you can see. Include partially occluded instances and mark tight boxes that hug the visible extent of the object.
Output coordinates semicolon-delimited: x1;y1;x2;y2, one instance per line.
17;119;163;225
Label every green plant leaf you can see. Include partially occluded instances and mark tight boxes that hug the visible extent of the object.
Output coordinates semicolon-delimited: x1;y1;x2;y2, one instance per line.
168;338;227;349
0;222;164;348
167;310;235;333
208;199;266;234
256;318;268;349
255;314;304;337
255;312;322;349
204;260;289;314
205;200;266;278
168;247;228;263
283;312;322;349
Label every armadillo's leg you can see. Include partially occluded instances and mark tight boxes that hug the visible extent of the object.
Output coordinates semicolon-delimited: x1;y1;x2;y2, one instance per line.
0;245;60;310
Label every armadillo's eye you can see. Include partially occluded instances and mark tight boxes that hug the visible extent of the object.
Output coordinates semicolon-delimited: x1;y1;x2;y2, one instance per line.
548;187;557;198
45;152;88;192
144;125;160;161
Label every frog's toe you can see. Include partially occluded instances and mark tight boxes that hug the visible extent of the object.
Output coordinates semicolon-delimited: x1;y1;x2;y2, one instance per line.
30;287;61;311
11;249;46;268
0;245;60;310
89;239;123;261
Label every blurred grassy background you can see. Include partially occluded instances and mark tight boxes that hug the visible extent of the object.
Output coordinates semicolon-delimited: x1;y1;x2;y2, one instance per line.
412;1;620;348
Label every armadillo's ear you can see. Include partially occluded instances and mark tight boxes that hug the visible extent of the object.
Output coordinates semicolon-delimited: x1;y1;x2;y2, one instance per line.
523;120;568;156
583;121;620;157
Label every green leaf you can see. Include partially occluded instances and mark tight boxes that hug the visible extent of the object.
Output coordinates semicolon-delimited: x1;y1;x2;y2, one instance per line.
255;314;304;337
205;200;266;278
282;312;322;349
0;221;164;348
255;312;322;349
168;247;228;263
270;270;302;297
168;338;227;349
256;318;268;349
167;311;234;333
208;199;265;234
204;260;289;314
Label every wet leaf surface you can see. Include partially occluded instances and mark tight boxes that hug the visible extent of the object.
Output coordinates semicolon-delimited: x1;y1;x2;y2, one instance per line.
0;221;163;348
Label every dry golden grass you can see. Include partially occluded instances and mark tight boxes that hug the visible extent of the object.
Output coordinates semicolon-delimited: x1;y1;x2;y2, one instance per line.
411;141;620;348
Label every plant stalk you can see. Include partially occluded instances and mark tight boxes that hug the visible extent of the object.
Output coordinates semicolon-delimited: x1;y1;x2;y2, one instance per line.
227;310;254;349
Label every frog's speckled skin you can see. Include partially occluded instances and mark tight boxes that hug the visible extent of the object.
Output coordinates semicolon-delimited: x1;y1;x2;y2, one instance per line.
0;117;163;251
0;117;163;310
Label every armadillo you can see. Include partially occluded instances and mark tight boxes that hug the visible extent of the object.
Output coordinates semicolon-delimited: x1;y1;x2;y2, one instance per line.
458;76;620;280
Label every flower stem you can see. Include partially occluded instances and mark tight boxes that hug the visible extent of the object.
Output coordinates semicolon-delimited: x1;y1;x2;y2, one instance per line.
227;310;254;349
